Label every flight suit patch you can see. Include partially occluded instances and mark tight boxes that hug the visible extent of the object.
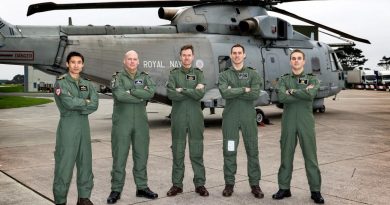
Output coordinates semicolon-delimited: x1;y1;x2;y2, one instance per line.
186;74;196;81
238;73;249;79
79;85;88;91
111;78;117;88
55;88;61;96
298;78;308;85
134;79;144;85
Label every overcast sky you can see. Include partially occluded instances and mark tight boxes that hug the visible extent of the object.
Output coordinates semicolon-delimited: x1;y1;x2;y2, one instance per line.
1;0;389;79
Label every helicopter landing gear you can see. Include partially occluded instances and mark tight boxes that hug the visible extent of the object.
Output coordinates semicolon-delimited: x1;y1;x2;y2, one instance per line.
313;105;326;113
256;108;265;125
319;105;326;113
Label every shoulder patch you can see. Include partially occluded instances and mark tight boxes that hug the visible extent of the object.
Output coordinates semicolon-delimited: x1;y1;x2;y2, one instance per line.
141;71;149;75
194;67;203;72
170;67;179;73
57;74;66;80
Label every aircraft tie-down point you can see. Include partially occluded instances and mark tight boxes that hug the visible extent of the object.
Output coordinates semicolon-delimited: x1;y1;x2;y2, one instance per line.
0;0;370;124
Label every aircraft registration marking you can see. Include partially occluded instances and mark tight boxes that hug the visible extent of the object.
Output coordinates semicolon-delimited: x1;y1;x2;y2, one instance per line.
0;51;34;61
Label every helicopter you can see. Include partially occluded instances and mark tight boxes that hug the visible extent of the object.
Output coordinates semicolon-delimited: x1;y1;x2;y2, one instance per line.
0;0;370;124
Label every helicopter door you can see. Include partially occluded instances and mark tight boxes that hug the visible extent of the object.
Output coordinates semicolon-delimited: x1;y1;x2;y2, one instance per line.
329;52;345;89
263;51;283;102
264;52;282;87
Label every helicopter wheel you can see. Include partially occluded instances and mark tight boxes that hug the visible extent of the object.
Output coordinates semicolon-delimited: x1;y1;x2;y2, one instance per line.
319;105;326;113
256;108;265;125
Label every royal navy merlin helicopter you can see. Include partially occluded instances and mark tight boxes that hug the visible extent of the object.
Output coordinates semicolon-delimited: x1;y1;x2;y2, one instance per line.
0;0;370;124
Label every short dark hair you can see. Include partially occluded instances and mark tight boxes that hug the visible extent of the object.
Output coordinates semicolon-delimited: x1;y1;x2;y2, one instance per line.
180;44;194;55
290;49;305;60
231;44;245;54
66;51;84;63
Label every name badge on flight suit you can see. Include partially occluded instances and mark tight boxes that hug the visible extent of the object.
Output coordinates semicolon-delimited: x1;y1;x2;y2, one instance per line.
79;85;88;91
238;73;249;79
186;74;196;81
298;78;308;85
134;79;144;85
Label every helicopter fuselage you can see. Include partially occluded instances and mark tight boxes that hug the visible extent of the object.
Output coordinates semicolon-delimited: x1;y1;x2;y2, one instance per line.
0;5;345;110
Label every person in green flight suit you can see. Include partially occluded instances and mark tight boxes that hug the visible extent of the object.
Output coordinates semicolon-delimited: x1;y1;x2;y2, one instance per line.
53;51;99;205
272;49;325;204
218;44;264;199
165;44;209;197
106;50;158;204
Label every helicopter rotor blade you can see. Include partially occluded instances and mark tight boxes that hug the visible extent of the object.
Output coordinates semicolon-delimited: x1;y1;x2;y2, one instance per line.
27;1;207;16
27;0;321;16
271;6;371;44
26;0;319;16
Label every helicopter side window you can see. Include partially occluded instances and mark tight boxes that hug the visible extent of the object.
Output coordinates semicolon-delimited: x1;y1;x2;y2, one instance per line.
311;57;321;74
218;56;231;73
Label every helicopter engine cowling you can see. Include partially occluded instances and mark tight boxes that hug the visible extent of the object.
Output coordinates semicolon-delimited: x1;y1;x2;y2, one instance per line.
158;7;181;21
239;16;293;40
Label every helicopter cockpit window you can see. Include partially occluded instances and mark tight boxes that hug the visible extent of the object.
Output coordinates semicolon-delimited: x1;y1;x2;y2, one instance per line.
218;56;232;73
311;57;321;74
330;52;342;71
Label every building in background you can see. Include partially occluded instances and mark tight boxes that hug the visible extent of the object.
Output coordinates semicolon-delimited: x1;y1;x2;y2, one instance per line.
24;65;56;92
24;66;101;92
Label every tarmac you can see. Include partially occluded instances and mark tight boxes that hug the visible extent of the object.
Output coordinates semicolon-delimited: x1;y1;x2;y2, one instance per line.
0;89;389;205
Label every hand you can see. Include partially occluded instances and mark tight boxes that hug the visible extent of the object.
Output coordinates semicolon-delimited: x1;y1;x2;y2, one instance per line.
196;84;205;90
306;84;314;90
244;87;251;93
126;90;131;94
85;99;91;104
286;89;294;95
227;86;231;89
144;86;149;90
176;88;183;92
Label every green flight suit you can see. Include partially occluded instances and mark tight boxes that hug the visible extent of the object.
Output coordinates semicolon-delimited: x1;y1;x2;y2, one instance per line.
276;72;322;191
166;66;206;188
218;66;263;186
53;74;99;204
110;69;156;192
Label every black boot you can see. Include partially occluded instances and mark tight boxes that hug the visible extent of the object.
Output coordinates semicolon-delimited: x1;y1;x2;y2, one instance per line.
107;191;121;204
272;189;291;200
136;187;158;199
311;191;325;204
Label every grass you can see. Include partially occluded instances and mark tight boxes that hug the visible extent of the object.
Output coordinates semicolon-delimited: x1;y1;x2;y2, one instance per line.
0;96;53;109
0;84;24;92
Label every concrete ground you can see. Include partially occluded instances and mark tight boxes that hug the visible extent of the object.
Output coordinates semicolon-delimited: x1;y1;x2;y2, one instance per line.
0;89;389;205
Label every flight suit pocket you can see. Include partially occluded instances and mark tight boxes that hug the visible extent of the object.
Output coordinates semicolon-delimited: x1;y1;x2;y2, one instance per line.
134;78;145;89
172;142;186;156
190;141;203;157
185;74;197;88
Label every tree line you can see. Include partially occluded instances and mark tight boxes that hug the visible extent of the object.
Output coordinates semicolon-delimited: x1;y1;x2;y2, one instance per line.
335;46;390;70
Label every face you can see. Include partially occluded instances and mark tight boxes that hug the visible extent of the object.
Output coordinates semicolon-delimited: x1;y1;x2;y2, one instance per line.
123;51;139;73
66;56;84;75
230;46;246;65
180;49;194;68
290;52;305;72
